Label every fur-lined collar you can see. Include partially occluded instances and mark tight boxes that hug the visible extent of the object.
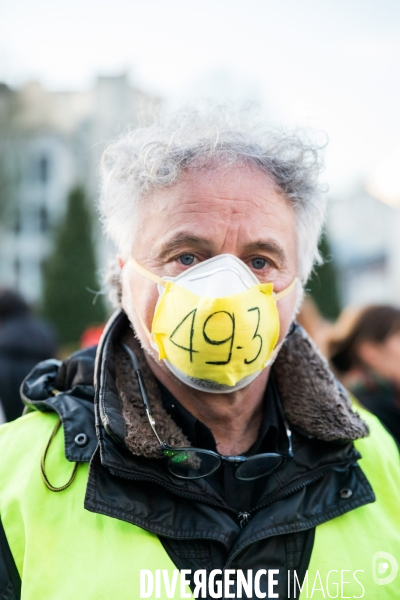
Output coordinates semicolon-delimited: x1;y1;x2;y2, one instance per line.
114;323;369;458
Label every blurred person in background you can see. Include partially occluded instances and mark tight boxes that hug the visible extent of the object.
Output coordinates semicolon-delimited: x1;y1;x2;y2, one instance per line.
329;304;400;446
0;288;58;422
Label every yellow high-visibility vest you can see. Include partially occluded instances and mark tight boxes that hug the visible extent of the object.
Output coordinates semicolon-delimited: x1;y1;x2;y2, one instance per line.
0;408;399;599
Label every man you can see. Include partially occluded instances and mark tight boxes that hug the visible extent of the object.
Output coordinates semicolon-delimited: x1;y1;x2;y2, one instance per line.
0;109;399;599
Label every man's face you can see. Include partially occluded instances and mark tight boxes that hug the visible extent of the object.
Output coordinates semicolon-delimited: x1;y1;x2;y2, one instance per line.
121;164;298;359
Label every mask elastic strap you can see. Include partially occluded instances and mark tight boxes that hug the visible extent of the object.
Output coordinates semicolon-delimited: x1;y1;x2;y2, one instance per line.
130;259;167;287
134;305;153;341
274;277;298;301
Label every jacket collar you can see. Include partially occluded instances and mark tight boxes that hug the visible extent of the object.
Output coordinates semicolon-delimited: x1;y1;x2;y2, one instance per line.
95;310;369;460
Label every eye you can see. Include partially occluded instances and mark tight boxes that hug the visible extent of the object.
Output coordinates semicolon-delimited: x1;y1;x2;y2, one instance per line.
178;254;195;266
251;258;267;270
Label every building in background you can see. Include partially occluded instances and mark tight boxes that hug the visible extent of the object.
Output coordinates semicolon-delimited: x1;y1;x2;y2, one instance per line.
0;75;160;304
1;82;399;313
328;183;400;308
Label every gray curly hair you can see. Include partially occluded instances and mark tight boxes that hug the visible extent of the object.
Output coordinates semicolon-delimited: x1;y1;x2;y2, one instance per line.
99;106;327;301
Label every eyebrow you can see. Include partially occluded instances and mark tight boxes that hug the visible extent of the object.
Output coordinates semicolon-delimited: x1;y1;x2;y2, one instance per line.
157;233;287;266
157;233;213;260
243;240;287;266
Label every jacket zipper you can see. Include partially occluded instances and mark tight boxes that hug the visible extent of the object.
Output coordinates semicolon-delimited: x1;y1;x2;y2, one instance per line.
108;460;352;535
225;466;356;567
234;471;326;532
238;512;251;529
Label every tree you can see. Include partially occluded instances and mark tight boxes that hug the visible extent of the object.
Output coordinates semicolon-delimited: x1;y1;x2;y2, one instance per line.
306;232;341;321
42;186;106;345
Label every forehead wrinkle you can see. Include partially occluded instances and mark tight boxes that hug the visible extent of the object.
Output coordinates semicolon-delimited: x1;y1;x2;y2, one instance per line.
160;196;281;233
146;175;288;223
175;192;276;210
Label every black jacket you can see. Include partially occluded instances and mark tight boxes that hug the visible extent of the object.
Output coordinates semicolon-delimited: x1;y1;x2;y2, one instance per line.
1;311;375;599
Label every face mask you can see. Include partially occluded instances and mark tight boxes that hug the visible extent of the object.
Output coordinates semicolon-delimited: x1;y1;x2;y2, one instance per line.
130;254;297;393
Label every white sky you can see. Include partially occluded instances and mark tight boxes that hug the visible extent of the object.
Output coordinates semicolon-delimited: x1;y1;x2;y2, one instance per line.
1;0;400;194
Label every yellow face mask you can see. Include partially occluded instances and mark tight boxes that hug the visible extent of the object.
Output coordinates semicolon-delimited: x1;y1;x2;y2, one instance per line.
131;254;297;393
